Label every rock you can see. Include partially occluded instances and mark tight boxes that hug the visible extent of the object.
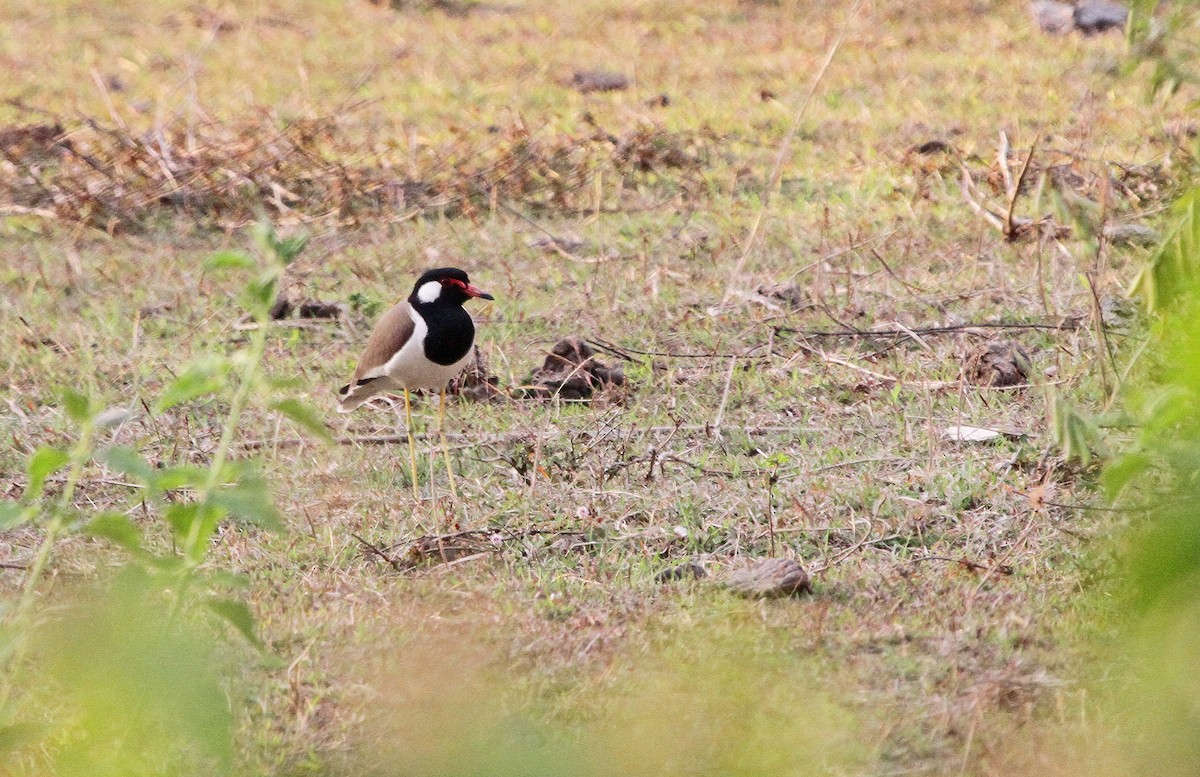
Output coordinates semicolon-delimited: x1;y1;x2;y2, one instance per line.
1103;223;1160;247
1074;1;1127;34
1163;120;1198;142
269;296;345;320
269;296;292;320
963;341;1032;388
570;70;630;93
724;558;812;598
910;139;954;155
0;123;65;158
656;562;708;583
1031;0;1127;35
756;282;807;310
943;425;1004;443
450;347;504;402
521;336;627;402
1100;295;1138;332
297;300;345;319
405;533;491;565
1030;1;1074;34
527;234;586;254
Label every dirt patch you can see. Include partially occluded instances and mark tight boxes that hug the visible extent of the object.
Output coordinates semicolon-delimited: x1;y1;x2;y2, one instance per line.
756;282;807;310
0;114;715;232
269;296;345;321
655;562;708;582
963;340;1032;388
570;70;630;93
723;558;812;598
519;337;627;402
450;348;505;403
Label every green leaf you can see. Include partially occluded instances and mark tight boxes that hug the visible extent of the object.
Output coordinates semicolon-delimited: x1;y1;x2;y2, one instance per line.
166;502;227;562
1103;452;1151;500
25;446;71;500
0;501;30;531
0;722;48;756
348;291;382;318
204;250;257;272
62;388;92;424
205;597;262;647
1051;395;1099;467
207;470;282;531
154;464;208;492
240;271;279;319
155;364;225;412
252;221;307;266
271;235;307;265
270;398;333;444
251;220;277;255
85;512;144;553
165;502;201;538
203;569;252;590
101;446;157;485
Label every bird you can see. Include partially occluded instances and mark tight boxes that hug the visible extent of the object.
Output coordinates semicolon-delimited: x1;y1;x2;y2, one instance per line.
337;267;494;499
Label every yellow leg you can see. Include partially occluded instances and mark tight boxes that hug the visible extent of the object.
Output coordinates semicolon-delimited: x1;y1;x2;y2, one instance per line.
403;388;420;500
439;389;459;500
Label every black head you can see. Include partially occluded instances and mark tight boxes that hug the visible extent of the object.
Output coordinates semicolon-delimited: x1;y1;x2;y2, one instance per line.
409;267;495;307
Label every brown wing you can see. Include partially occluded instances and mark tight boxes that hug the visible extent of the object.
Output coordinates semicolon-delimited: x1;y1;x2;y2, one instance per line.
351;301;415;382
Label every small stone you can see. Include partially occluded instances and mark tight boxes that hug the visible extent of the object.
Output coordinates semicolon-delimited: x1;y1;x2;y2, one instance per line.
1103;223;1160;248
1030;0;1074;34
527;234;586;254
910;139;954;155
724;558;812;598
1074;1;1128;34
1163;121;1198;142
656;562;708;583
756;282;807;310
1100;295;1138;332
570;70;630;93
406;532;490;565
95;406;134;429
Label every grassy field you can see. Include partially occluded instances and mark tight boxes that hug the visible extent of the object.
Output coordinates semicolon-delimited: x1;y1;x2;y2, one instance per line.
2;0;1196;774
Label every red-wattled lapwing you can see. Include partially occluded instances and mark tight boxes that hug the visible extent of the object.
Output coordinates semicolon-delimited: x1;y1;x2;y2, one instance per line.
337;267;494;499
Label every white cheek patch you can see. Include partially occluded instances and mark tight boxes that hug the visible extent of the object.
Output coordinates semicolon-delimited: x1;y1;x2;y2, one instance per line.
417;280;442;304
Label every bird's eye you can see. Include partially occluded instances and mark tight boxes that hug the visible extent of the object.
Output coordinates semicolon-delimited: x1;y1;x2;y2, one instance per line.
442;278;467;289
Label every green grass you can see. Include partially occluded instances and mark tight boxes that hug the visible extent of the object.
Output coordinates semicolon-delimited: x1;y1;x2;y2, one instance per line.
2;0;1197;774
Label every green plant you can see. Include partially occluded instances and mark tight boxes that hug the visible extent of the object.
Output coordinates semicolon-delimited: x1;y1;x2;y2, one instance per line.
1126;0;1200;102
1129;188;1200;313
1101;271;1200;776
0;221;327;774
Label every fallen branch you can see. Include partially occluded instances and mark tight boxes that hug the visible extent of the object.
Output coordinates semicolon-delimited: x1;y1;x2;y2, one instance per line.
908;555;1014;575
1004;134;1040;240
349;532;403;572
237;423;820;451
774;320;1084;339
961;165;1007;231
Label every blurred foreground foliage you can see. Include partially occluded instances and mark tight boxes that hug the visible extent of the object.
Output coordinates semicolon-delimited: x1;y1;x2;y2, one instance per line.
3;569;237;777
0;224;319;775
347;632;861;777
1105;228;1200;775
1110;18;1200;772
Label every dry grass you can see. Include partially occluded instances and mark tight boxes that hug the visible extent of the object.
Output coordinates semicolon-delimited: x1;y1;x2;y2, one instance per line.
2;0;1196;774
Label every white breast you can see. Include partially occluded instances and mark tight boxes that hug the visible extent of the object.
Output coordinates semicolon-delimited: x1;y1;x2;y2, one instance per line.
380;307;473;391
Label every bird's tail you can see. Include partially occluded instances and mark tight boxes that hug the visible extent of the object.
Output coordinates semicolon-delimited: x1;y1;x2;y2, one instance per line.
336;377;388;414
